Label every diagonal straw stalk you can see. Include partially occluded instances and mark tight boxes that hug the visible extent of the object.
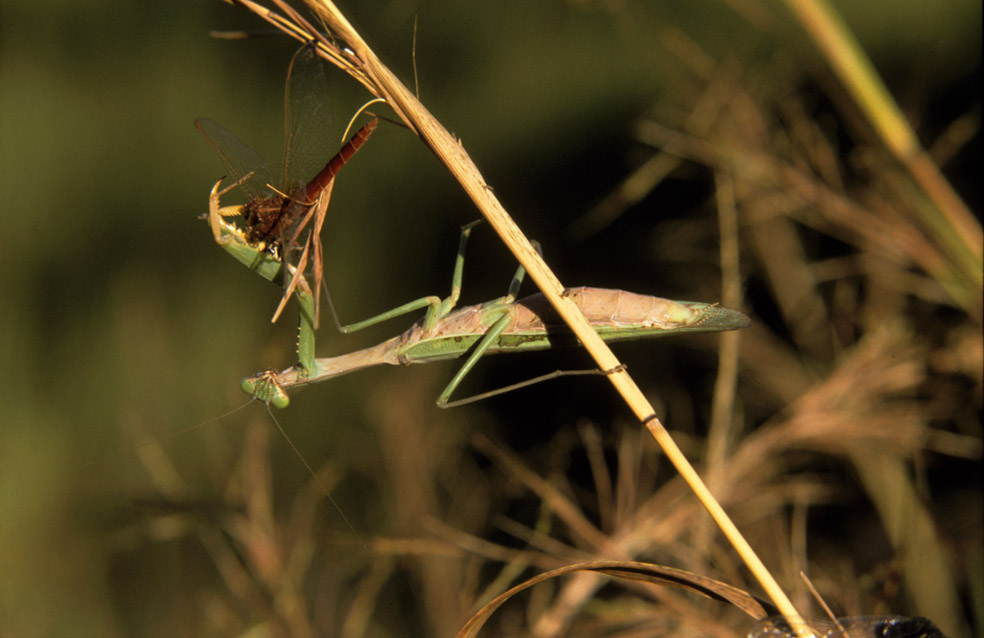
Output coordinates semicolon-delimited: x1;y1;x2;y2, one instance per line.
224;0;816;634
781;0;982;303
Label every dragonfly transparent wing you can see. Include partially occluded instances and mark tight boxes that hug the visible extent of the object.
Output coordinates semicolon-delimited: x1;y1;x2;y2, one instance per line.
195;117;275;201
747;615;946;638
281;44;332;194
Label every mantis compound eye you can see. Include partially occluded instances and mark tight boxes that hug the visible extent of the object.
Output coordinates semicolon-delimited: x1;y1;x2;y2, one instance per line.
241;371;290;409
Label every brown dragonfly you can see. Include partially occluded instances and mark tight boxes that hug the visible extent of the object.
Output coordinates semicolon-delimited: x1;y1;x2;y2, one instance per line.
196;45;377;327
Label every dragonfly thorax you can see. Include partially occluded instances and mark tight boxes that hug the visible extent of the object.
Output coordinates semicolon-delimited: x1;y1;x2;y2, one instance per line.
244;194;300;244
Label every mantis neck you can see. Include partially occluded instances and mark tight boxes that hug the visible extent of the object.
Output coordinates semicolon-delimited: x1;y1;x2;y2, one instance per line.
277;334;405;390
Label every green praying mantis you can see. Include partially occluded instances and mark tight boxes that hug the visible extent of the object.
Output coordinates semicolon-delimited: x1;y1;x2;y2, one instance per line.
205;175;750;409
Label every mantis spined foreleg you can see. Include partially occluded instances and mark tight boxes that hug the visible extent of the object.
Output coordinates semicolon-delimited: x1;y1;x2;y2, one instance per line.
208;178;318;379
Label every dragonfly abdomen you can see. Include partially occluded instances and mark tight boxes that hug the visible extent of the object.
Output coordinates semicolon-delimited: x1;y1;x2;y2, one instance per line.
303;118;379;202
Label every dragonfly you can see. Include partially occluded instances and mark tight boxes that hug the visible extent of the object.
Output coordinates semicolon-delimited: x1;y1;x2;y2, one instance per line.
216;219;751;409
196;44;377;328
747;615;946;638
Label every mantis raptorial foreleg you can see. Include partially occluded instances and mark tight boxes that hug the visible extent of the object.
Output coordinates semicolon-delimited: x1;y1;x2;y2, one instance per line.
208;175;252;245
208;179;289;283
207;178;318;377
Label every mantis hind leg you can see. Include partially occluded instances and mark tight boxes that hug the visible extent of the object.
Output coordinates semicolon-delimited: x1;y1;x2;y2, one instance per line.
439;368;612;408
435;237;555;407
435;310;513;408
338;220;484;334
504;239;542;303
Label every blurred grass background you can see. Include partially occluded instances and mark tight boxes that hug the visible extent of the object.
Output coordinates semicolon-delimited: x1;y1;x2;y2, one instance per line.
0;0;980;636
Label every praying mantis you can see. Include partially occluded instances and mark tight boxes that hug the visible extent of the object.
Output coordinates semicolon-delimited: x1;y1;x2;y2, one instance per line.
206;180;750;408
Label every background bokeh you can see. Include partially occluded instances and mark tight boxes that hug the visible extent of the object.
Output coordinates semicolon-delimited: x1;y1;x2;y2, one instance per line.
0;1;980;636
